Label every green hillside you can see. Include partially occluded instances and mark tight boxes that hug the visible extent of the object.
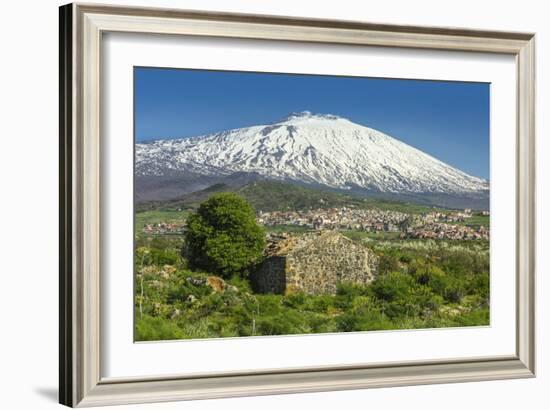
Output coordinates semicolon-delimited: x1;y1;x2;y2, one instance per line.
139;180;444;214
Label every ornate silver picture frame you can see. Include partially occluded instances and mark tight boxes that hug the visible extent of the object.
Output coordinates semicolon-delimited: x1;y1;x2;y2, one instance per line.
59;3;535;407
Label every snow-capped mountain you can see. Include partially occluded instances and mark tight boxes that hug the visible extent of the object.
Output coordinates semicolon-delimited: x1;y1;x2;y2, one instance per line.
136;111;488;196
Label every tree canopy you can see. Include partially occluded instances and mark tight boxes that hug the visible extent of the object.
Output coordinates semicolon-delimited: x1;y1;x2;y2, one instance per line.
184;192;266;278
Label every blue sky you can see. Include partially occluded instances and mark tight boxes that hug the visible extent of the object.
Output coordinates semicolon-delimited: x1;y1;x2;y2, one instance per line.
135;67;490;179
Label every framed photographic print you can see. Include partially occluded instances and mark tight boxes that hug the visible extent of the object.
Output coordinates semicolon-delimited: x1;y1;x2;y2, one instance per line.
59;3;536;407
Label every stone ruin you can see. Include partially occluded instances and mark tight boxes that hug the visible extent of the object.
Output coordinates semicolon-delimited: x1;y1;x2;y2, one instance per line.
250;231;378;295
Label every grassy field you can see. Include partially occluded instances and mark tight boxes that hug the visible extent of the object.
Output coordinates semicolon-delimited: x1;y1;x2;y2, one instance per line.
135;209;189;230
264;224;311;233
454;215;490;227
342;230;402;241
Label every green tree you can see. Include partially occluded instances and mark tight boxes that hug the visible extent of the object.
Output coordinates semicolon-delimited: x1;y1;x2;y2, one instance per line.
183;193;265;278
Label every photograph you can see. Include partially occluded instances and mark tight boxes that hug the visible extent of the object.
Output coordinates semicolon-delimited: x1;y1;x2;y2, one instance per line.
134;67;491;341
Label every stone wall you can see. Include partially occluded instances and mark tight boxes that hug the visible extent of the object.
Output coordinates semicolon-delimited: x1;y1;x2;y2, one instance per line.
250;256;287;294
285;232;377;294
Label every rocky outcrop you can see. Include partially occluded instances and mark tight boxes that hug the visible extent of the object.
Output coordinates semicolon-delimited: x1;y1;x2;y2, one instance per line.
186;275;239;294
207;276;226;293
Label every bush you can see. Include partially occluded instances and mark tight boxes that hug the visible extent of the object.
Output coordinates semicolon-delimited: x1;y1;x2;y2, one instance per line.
135;315;185;340
136;245;181;268
378;253;400;275
369;272;415;302
184;193;265;278
336;282;368;298
336;309;394;332
367;271;444;318
256;310;307;335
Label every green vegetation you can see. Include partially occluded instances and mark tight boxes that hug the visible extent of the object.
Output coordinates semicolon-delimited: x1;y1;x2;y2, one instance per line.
135;209;188;230
135;236;489;340
453;214;490;227
134;187;490;341
183;193;265;279
342;231;402;241
135;231;489;341
264;224;311;234
237;181;378;212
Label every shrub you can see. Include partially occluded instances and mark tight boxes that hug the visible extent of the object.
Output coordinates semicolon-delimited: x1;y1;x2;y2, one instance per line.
336;309;394;332
369;272;415;302
378;253;400;275
135;245;180;267
135;315;185;341
256;310;307;335
336;282;368;298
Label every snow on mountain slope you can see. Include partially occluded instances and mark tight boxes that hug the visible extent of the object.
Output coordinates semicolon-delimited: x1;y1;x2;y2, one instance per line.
135;111;489;195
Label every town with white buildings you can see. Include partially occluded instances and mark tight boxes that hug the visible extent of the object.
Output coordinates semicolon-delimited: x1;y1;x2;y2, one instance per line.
256;207;489;241
141;206;489;241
